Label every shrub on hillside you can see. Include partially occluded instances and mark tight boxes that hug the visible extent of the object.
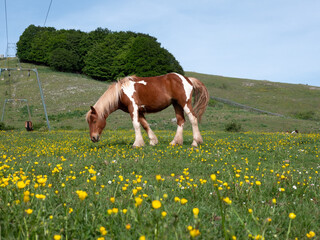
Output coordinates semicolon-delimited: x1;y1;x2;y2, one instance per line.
0;122;15;130
225;121;242;132
294;111;316;120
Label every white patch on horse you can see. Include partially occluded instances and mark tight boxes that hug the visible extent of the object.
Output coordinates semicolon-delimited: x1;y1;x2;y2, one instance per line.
137;80;147;85
122;81;138;120
121;80;144;146
174;73;193;101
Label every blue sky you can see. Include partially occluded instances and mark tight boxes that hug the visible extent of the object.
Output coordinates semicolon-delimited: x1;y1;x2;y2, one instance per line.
1;0;320;86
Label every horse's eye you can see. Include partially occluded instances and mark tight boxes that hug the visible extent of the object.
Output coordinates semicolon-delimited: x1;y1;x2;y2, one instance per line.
93;121;97;124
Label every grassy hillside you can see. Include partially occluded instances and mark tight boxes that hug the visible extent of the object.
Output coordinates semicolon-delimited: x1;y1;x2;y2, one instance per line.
0;59;319;133
187;72;320;118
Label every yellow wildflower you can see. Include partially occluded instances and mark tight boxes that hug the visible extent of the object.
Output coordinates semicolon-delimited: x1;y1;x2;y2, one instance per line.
100;226;107;236
189;229;201;238
152;200;161;209
135;197;143;207
35;194;46;200
223;197;232;205
76;190;88;201
306;231;316;238
289;213;296;219
210;174;217;181
125;224;131;230
180;198;188;205
53;235;61;240
25;209;33;214
37;177;47;184
193;208;199;218
17;181;26;189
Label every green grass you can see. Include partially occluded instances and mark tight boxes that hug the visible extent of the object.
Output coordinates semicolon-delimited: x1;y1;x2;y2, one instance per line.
0;130;319;239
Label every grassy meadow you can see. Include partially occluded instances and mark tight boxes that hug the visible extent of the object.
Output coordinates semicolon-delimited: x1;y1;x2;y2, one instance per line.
0;130;319;239
1;58;320;239
1;59;320;133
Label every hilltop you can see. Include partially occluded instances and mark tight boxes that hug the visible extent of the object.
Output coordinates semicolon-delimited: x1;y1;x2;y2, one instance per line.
0;59;319;133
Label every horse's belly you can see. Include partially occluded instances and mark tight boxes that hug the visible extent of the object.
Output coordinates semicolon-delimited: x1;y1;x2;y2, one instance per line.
139;101;171;113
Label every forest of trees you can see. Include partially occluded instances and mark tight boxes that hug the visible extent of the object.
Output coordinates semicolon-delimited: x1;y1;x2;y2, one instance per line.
16;25;184;80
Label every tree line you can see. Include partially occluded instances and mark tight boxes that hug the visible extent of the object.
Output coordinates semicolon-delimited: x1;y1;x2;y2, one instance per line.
17;25;184;80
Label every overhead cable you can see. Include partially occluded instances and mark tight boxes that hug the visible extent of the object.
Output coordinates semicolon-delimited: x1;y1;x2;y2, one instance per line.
43;0;53;26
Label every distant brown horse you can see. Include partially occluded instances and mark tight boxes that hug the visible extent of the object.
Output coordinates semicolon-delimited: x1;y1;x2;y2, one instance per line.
86;73;209;147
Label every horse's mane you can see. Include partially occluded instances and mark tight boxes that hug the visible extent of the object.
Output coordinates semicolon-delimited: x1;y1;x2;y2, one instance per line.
86;76;136;120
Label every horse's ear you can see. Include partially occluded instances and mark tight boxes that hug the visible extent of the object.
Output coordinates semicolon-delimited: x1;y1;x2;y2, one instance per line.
90;106;97;114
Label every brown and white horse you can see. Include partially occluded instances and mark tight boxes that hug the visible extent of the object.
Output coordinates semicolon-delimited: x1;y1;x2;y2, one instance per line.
86;73;209;147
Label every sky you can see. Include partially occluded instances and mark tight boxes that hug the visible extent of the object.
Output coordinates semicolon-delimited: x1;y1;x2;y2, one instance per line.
1;0;320;86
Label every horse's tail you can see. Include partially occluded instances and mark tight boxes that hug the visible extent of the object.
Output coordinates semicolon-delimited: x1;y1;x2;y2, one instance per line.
189;77;209;122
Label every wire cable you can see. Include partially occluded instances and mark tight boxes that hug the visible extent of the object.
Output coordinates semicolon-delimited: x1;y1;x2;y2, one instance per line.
4;0;9;56
43;0;53;26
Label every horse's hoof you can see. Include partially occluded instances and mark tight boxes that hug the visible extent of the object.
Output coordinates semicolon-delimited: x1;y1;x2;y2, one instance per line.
170;140;183;146
132;145;143;148
191;140;198;148
132;142;145;148
150;138;158;146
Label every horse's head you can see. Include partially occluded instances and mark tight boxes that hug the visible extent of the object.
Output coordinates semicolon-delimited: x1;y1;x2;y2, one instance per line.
86;106;106;143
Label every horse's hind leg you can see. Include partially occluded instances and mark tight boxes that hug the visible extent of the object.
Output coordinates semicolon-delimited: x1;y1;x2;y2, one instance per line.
139;114;158;146
184;102;203;147
170;103;185;145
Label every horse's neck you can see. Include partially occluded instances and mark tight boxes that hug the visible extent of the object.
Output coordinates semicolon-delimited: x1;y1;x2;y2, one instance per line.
95;99;119;119
94;81;122;118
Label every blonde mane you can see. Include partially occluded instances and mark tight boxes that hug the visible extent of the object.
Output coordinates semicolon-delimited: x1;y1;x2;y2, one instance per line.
86;76;135;120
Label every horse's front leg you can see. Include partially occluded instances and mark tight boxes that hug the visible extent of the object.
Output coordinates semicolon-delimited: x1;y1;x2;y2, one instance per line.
139;113;158;146
130;109;145;147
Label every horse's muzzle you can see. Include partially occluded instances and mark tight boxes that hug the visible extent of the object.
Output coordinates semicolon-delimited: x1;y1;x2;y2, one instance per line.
91;135;100;143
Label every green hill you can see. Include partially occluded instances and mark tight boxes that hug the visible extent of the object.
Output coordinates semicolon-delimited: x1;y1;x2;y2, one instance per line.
1;59;319;133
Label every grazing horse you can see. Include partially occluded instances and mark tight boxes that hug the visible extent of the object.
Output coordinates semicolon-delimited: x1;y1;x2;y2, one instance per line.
86;73;209;147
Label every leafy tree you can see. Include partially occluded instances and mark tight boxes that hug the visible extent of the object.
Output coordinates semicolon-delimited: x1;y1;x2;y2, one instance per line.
79;28;111;71
49;48;79;72
84;32;184;80
47;29;86;71
125;36;184;77
83;31;137;80
17;25;184;80
17;25;55;63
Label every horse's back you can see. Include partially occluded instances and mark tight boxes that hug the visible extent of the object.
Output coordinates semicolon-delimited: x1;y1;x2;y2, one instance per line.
121;73;192;113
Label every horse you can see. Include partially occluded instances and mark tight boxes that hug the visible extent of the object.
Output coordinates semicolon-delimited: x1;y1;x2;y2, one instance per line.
86;73;209;147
